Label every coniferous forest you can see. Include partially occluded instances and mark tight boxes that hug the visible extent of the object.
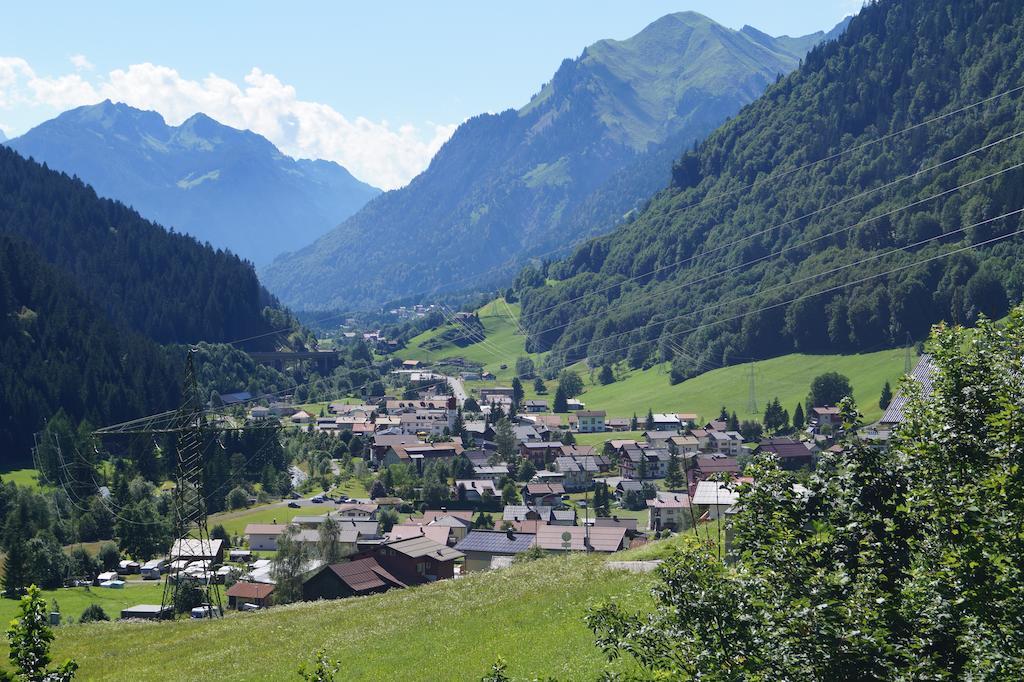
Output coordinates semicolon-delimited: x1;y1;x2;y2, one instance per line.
518;0;1024;381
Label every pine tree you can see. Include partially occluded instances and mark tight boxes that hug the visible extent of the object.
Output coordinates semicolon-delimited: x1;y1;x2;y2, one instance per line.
3;539;29;598
879;381;893;410
512;378;524;408
664;451;685;490
637;453;648;481
645;409;655;431
793;402;805;430
630;413;638;430
718;406;729;421
553;386;568;413
728;411;740;432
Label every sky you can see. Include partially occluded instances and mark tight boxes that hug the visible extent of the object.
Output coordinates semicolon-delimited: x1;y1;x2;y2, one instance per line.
0;1;860;189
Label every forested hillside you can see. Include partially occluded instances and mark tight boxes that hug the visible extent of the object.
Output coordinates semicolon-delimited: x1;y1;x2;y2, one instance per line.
264;12;846;309
518;0;1024;381
0;234;178;459
6;102;380;265
0;145;278;346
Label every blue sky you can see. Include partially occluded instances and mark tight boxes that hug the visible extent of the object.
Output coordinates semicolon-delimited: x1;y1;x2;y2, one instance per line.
0;1;859;187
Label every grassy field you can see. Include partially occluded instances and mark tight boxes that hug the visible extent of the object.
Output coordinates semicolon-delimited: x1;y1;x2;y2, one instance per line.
209;504;337;539
51;554;655;681
577;349;910;423
396;297;911;425
0;467;44;490
573;430;644;447
0;581;167;660
399;298;544;386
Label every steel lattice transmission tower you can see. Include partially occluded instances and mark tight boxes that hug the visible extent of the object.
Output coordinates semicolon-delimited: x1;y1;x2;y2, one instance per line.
160;349;223;618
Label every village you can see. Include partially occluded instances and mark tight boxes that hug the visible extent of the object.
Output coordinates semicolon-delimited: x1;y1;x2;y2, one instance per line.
99;352;926;619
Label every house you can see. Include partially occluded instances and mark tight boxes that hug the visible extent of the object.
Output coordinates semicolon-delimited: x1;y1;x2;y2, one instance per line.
522;482;566;506
480;387;515;402
605;417;632;432
527;414;564;431
575;410;606;433
691;480;741;519
519;441;566;467
218;391;252;406
140;559;165;580
535;525;627;553
650;414;681;431
694;454;741;480
754;437;819;470
524;400;549;413
551;508;577;526
647;492;692;532
689;428;713;451
810;406;842;432
676;413;699;427
402;360;422;369
226;581;275;610
301;558;407;601
372;536;464;584
250;406;270;421
708;430;744;456
371;434;422;463
455;530;537;572
669;434;700;454
387;524;452;546
269;402;297;417
455;479;500;503
617;443;671;480
412;509;475;525
644;431;673;448
245;523;288;551
464;421;496;443
399;409;454;436
335;503;378;519
614;479;645;499
512;424;543;443
291;410;313;424
592;515;640;536
554;456;600;491
472;464;509;483
566;399;585;411
383;442;463;473
704;419;728;432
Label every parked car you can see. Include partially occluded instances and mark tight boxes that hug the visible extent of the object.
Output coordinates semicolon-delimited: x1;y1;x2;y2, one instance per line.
311;496;325;503
190;605;222;619
287;501;301;509
240;602;262;612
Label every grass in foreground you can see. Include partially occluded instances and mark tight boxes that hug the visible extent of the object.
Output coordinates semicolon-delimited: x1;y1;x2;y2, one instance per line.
52;554;654;681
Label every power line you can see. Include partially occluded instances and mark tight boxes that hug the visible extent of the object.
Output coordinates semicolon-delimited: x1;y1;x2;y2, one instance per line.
524;157;1024;343
517;128;1024;328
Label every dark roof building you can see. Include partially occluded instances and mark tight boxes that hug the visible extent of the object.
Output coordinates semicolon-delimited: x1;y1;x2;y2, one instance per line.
302;558;407;601
753;437;818;470
455;530;536;572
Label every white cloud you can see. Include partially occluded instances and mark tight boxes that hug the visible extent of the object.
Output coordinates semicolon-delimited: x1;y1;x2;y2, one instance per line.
0;58;455;189
69;54;94;71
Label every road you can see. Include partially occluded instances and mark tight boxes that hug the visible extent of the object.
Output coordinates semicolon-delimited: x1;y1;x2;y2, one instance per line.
446;375;468;405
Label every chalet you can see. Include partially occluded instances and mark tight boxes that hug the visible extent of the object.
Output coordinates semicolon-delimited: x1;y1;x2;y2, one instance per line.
643;431;673;448
249;406;270;421
526;414;563;431
290;410;313;424
519;441;566;467
691;480;741;519
373;536;464;584
647;492;691;532
650;413;681;431
708;430;744;456
689;428;713;451
574;410;606;433
480;387;515;402
512;424;543;443
535;525;627;553
810;406;842;432
617;443;671;480
754;437;818;470
694;453;741;480
399;409;453;436
522;482;566;506
302;558;407;601
472;464;509;483
412;509;475;525
676;413;699;427
226;581;275;610
455;479;500;503
605;417;632;432
335;503;378;520
455;530;537;572
524;400;549;413
268;402;297;417
566;398;585;411
386;398;452;413
592;515;640;537
218;391;252;406
401;360;422;369
615;479;645;499
244;523;288;551
669;434;700;454
464;421;496;443
371;434;422;462
387;524;452;546
383;442;463;473
554;455;600;491
704;419;728;432
170;538;224;565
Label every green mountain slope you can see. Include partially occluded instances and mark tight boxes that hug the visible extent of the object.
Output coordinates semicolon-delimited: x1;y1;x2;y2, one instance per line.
518;0;1024;381
51;554;654;681
263;12;846;309
6;101;380;265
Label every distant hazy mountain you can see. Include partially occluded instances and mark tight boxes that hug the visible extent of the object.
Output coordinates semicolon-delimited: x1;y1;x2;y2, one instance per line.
6;101;380;264
264;12;848;309
0;129;6;143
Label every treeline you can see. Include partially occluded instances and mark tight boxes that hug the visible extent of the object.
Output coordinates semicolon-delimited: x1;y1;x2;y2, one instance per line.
518;0;1024;380
0;145;277;348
